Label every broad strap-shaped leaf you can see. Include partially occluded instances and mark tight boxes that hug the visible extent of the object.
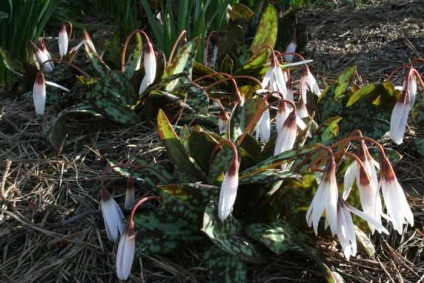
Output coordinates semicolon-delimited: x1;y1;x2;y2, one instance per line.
334;65;356;100
163;38;200;92
188;126;221;174
347;80;399;110
250;5;278;56
89;70;139;124
0;47;29;77
204;246;247;283
84;41;110;75
123;32;143;78
309;116;342;145
201;201;268;263
157;109;207;182
207;144;235;186
239;169;301;185
354;225;376;257
322;263;346;283
173;83;210;113
108;158;174;191
244;220;308;255
47;106;101;153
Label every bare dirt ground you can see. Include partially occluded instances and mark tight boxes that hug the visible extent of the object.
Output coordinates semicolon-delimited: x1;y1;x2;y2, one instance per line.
0;1;423;282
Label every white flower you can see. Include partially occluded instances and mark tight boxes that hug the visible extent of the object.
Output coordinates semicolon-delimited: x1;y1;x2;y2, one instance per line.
274;111;297;156
58;24;69;57
306;160;338;235
218;109;229;134
379;156;414;234
300;67;321;103
284;41;297;62
33;72;46;115
390;89;411;145
262;65;288;99
100;191;125;241
139;40;157;94
83;29;97;53
116;221;136;280
218;159;239;220
336;198;388;260
255;108;271;143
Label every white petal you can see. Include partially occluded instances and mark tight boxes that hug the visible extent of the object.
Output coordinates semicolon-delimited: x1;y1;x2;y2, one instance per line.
218;163;239;220
58;25;69;56
116;228;135;280
33;73;46;115
343;161;358;199
390;101;410;144
101;197;125;241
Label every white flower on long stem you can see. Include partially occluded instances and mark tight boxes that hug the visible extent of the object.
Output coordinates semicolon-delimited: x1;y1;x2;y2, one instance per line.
218;109;229;134
218;146;240;220
336;197;388;260
58;24;69;57
139;39;157;94
300;66;321;103
343;142;383;232
30;41;53;72
33;72;46;115
274;110;297;156
262;62;288;99
255;108;271;143
379;156;414;234
116;221;136;280
306;159;338;236
100;189;124;242
390;88;411;145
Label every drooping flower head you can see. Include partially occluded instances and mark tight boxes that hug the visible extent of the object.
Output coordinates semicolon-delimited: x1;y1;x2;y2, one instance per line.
30;41;53;72
58;23;72;57
138;36;157;94
300;65;321;104
100;188;124;242
33;72;46;115
379;156;414;234
116;220;136;280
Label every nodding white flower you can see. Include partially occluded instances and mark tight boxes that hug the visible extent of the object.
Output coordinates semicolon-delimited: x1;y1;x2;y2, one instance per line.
255;108;271;143
39;39;54;71
58;24;69;57
31;41;53;72
218;109;229;134
300;67;321;103
262;64;288;99
33;72;46;115
336;197;388;260
408;71;417;108
100;190;125;242
211;44;219;70
274;110;297;156
306;159;338;236
138;40;157;94
284;41;297;62
83;29;97;53
116;221;136;280
390;89;411;145
297;97;309;119
379;156;414;234
343;142;383;233
218;158;240;220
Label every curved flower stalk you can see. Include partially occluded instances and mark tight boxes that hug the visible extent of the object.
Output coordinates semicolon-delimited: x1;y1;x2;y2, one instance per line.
306;157;339;236
336;197;388;260
379;156;414;234
138;36;157;95
100;188;124;242
33;72;46;115
116;196;161;280
217;140;240;221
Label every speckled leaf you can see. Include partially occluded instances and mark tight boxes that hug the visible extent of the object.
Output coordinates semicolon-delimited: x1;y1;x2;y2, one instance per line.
84;41;110;75
228;3;254;21
164;38;200;92
173;82;209;113
250;5;278;56
157;109;207;182
202;201;267;263
239;169;301;185
107;158;174;191
355;225;375;256
244;220;307;255
208;144;235;186
89;70;139;124
228;102;246;141
124;32;143;78
204;246;247;283
246;144;319;175
47;106;101;153
189;126;221;174
0;47;28;77
347;81;399;110
335;65;356;100
311;116;342;145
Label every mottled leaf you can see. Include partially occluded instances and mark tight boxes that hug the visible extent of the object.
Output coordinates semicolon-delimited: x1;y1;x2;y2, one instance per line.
355;225;375;257
157;109;207;182
311;116;342;145
347;80;399;110
239;169;301;185
250;5;278;56
204;246;247;283
124;32;143;78
202;201;268;263
335;65;356;100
